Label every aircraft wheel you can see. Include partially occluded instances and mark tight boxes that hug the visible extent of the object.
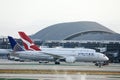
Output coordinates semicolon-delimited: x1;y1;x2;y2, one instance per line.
98;63;102;68
55;62;60;64
95;63;98;66
95;62;102;67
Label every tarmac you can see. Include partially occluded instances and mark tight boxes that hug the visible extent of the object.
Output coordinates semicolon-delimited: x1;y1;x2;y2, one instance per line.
0;74;120;80
0;59;120;80
0;59;119;71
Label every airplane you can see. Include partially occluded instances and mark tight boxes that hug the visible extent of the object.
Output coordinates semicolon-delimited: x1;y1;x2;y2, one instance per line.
18;32;109;67
0;49;10;55
0;48;14;60
0;48;21;61
0;49;11;59
8;36;54;62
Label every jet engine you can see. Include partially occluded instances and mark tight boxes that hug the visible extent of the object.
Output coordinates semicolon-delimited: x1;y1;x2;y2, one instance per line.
65;56;76;63
7;54;20;61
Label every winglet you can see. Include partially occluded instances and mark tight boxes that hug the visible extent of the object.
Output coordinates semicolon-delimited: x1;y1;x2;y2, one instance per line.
18;31;41;51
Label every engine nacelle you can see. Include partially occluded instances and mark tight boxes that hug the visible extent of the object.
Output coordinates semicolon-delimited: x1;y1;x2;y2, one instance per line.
65;56;76;63
8;55;20;61
14;57;20;61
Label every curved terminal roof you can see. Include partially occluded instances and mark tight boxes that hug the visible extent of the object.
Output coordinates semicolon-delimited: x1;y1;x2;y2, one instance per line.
32;21;120;40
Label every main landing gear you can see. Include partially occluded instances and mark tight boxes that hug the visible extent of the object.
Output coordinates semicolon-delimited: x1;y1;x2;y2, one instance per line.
95;61;109;68
55;59;60;65
55;61;60;64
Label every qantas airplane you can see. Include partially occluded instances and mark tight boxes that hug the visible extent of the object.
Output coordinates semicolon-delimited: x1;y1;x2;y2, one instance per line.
18;32;109;67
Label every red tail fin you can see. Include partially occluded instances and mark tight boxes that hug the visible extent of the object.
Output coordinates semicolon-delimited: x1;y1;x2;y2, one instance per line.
18;32;41;51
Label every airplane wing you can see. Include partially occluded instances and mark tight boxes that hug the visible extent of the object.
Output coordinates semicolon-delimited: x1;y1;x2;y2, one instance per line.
41;51;65;59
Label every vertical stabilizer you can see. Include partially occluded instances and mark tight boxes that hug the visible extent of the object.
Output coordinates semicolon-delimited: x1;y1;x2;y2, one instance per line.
8;36;24;51
18;32;41;51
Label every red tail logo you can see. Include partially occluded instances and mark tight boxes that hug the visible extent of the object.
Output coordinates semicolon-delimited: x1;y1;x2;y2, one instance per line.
18;32;41;51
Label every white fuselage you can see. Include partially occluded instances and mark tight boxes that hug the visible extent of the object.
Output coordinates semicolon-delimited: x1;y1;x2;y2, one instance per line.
15;48;109;62
0;49;11;55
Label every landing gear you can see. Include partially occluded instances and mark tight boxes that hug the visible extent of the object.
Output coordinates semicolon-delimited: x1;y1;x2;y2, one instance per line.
98;62;102;68
55;61;60;64
95;61;109;67
95;62;103;68
54;59;60;65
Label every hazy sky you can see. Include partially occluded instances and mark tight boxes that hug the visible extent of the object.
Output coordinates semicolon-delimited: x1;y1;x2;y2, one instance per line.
0;0;120;38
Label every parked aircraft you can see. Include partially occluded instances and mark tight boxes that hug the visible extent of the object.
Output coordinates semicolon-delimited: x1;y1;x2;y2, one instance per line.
8;36;52;61
18;32;109;67
0;49;10;54
0;48;13;60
